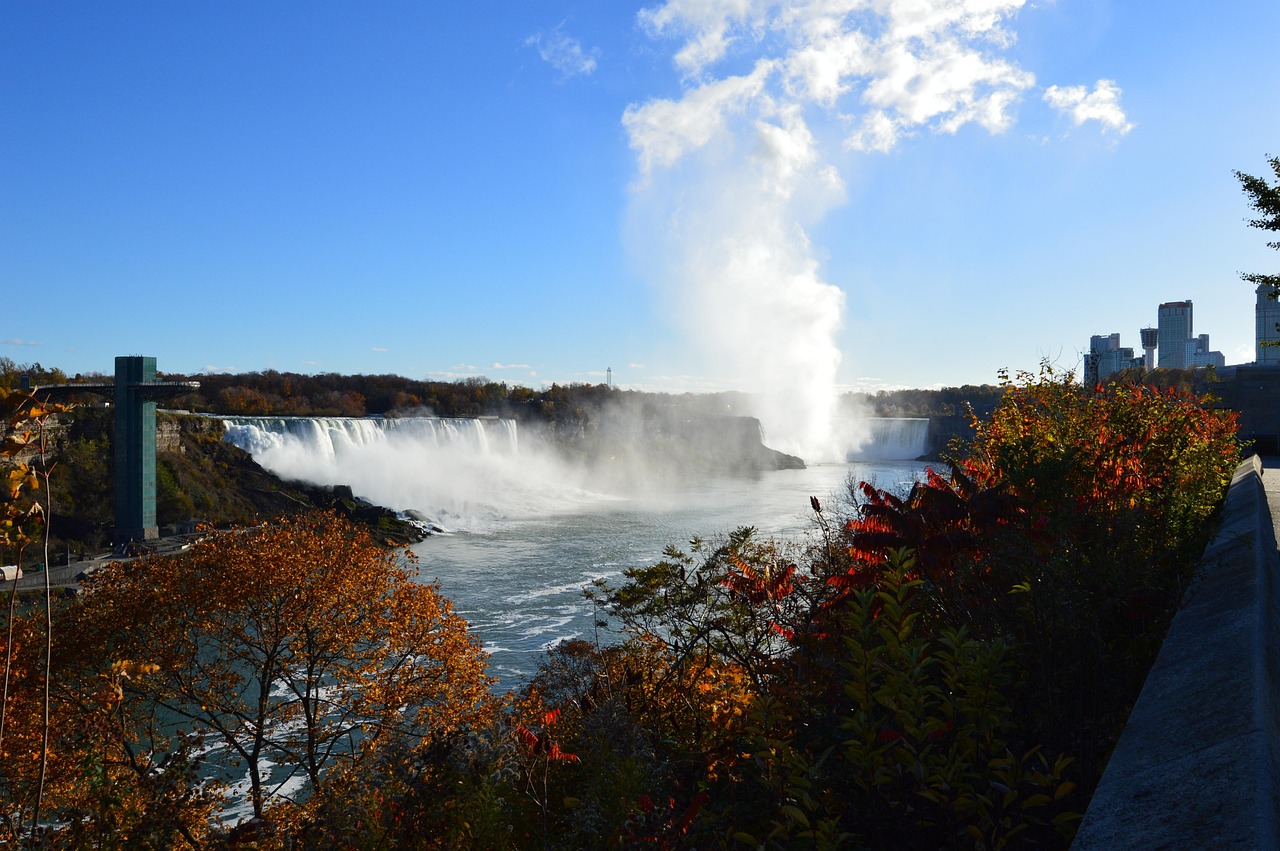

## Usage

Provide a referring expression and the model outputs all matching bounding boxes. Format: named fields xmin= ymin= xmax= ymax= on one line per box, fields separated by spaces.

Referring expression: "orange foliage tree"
xmin=67 ymin=513 xmax=493 ymax=824
xmin=0 ymin=387 xmax=72 ymax=843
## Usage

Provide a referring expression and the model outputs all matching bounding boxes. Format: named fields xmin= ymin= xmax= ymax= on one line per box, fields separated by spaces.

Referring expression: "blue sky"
xmin=4 ymin=1 xmax=1279 ymax=400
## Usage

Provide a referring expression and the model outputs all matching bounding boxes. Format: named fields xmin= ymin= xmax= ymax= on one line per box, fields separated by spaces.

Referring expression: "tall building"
xmin=1256 ymin=284 xmax=1280 ymax=364
xmin=1187 ymin=334 xmax=1225 ymax=369
xmin=1157 ymin=301 xmax=1193 ymax=370
xmin=1085 ymin=333 xmax=1138 ymax=385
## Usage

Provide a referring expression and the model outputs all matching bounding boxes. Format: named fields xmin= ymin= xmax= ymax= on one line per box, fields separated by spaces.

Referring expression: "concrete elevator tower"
xmin=31 ymin=356 xmax=198 ymax=545
xmin=112 ymin=356 xmax=197 ymax=543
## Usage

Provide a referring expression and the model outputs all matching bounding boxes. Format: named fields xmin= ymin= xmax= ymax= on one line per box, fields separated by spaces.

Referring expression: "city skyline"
xmin=3 ymin=2 xmax=1280 ymax=396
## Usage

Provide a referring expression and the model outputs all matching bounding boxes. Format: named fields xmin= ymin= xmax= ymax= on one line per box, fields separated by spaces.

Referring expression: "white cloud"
xmin=1043 ymin=79 xmax=1134 ymax=135
xmin=638 ymin=0 xmax=768 ymax=77
xmin=623 ymin=62 xmax=773 ymax=173
xmin=371 ymin=347 xmax=388 ymax=352
xmin=1 ymin=338 xmax=43 ymax=346
xmin=201 ymin=365 xmax=236 ymax=374
xmin=526 ymin=26 xmax=599 ymax=79
xmin=628 ymin=362 xmax=646 ymax=369
xmin=629 ymin=0 xmax=1124 ymax=159
xmin=846 ymin=109 xmax=899 ymax=152
xmin=489 ymin=362 xmax=532 ymax=369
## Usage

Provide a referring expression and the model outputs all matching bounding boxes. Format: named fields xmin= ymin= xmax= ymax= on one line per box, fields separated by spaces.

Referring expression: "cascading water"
xmin=842 ymin=418 xmax=930 ymax=461
xmin=221 ymin=416 xmax=586 ymax=531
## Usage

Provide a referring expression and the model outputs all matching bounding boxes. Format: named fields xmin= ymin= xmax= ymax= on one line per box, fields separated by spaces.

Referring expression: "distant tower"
xmin=1257 ymin=284 xmax=1280 ymax=364
xmin=1157 ymin=301 xmax=1193 ymax=370
xmin=1140 ymin=327 xmax=1158 ymax=372
xmin=606 ymin=367 xmax=612 ymax=389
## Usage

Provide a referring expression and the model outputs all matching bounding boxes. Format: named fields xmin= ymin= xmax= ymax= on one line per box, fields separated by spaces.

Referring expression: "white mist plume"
xmin=625 ymin=0 xmax=1128 ymax=460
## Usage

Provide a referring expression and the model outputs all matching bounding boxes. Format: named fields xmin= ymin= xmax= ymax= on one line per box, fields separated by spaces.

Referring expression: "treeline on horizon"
xmin=3 ymin=357 xmax=1008 ymax=422
xmin=1 ymin=356 xmax=1217 ymax=427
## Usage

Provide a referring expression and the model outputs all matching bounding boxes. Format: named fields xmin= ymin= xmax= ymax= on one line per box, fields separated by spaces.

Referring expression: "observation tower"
xmin=31 ymin=356 xmax=198 ymax=545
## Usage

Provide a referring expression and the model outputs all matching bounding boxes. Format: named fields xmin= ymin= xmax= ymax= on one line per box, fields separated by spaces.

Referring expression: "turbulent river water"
xmin=413 ymin=460 xmax=928 ymax=689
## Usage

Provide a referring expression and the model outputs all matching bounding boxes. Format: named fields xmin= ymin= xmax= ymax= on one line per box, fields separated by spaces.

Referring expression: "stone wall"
xmin=1073 ymin=455 xmax=1280 ymax=849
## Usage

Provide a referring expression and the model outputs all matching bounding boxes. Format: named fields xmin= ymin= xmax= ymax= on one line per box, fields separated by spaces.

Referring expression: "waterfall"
xmin=219 ymin=415 xmax=581 ymax=532
xmin=844 ymin=418 xmax=930 ymax=461
xmin=223 ymin=416 xmax=519 ymax=460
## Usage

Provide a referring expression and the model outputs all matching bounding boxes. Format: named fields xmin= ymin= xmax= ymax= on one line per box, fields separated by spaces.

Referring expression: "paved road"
xmin=8 ymin=534 xmax=200 ymax=594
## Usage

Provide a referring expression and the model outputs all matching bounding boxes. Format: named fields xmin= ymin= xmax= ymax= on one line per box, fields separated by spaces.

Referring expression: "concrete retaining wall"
xmin=1073 ymin=455 xmax=1280 ymax=849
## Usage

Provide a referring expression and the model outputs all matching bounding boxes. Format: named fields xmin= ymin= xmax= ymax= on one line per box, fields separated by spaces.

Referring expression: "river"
xmin=409 ymin=460 xmax=930 ymax=690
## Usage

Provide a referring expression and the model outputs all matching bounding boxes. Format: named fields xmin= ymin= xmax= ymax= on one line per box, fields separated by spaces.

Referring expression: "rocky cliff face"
xmin=531 ymin=410 xmax=804 ymax=489
xmin=158 ymin=411 xmax=222 ymax=452
xmin=660 ymin=415 xmax=804 ymax=472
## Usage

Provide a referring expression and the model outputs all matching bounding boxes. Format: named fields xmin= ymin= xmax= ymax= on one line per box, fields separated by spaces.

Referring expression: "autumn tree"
xmin=0 ymin=387 xmax=74 ymax=842
xmin=68 ymin=512 xmax=493 ymax=825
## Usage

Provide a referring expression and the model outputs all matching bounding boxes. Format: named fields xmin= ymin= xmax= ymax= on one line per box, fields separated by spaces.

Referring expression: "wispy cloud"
xmin=489 ymin=362 xmax=532 ymax=370
xmin=371 ymin=346 xmax=388 ymax=353
xmin=427 ymin=370 xmax=484 ymax=380
xmin=527 ymin=25 xmax=599 ymax=79
xmin=426 ymin=364 xmax=487 ymax=380
xmin=201 ymin=364 xmax=236 ymax=374
xmin=1 ymin=338 xmax=43 ymax=346
xmin=1043 ymin=79 xmax=1134 ymax=135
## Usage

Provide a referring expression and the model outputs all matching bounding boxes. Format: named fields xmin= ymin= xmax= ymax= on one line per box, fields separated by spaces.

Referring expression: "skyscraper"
xmin=1256 ymin=284 xmax=1280 ymax=364
xmin=1157 ymin=301 xmax=1193 ymax=370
